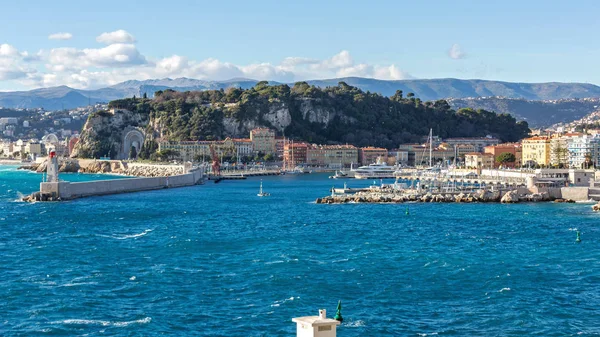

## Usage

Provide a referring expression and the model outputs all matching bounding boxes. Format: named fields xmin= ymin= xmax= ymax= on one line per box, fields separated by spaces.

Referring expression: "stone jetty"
xmin=316 ymin=189 xmax=565 ymax=204
xmin=20 ymin=159 xmax=182 ymax=177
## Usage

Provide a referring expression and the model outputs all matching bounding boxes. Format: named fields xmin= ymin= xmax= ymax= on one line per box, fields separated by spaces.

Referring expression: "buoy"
xmin=334 ymin=300 xmax=343 ymax=323
xmin=576 ymin=231 xmax=581 ymax=243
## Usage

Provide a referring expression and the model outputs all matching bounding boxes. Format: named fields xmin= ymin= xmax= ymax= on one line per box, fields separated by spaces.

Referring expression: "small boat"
xmin=257 ymin=180 xmax=270 ymax=197
xmin=329 ymin=170 xmax=348 ymax=179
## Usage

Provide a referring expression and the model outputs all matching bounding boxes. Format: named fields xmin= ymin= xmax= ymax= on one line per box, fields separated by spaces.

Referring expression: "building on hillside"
xmin=387 ymin=149 xmax=409 ymax=166
xmin=26 ymin=142 xmax=43 ymax=157
xmin=444 ymin=137 xmax=500 ymax=152
xmin=465 ymin=152 xmax=495 ymax=170
xmin=550 ymin=132 xmax=582 ymax=167
xmin=484 ymin=143 xmax=522 ymax=168
xmin=283 ymin=142 xmax=308 ymax=167
xmin=306 ymin=144 xmax=358 ymax=169
xmin=250 ymin=128 xmax=276 ymax=154
xmin=568 ymin=134 xmax=600 ymax=169
xmin=275 ymin=136 xmax=286 ymax=159
xmin=359 ymin=147 xmax=388 ymax=165
xmin=522 ymin=136 xmax=551 ymax=167
xmin=158 ymin=137 xmax=254 ymax=162
xmin=2 ymin=142 xmax=13 ymax=157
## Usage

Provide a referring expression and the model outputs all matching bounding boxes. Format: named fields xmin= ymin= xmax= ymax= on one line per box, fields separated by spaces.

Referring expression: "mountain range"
xmin=3 ymin=77 xmax=600 ymax=112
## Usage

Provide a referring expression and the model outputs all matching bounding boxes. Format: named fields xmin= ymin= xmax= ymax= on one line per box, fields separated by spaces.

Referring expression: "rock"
xmin=501 ymin=190 xmax=520 ymax=203
xmin=593 ymin=202 xmax=600 ymax=211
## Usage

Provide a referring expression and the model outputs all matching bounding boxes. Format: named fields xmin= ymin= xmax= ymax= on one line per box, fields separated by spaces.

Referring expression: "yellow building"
xmin=522 ymin=136 xmax=551 ymax=167
xmin=464 ymin=152 xmax=494 ymax=169
xmin=250 ymin=128 xmax=276 ymax=154
xmin=306 ymin=144 xmax=358 ymax=168
xmin=159 ymin=138 xmax=253 ymax=162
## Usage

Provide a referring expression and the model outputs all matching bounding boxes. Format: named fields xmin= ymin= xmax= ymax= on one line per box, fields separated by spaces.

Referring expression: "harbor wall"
xmin=560 ymin=187 xmax=589 ymax=201
xmin=532 ymin=186 xmax=590 ymax=201
xmin=40 ymin=168 xmax=204 ymax=200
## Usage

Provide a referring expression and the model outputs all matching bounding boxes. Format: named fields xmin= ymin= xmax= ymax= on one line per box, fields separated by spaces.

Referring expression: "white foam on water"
xmin=499 ymin=287 xmax=511 ymax=292
xmin=52 ymin=317 xmax=151 ymax=327
xmin=345 ymin=320 xmax=366 ymax=328
xmin=271 ymin=296 xmax=298 ymax=307
xmin=59 ymin=282 xmax=98 ymax=287
xmin=99 ymin=229 xmax=153 ymax=240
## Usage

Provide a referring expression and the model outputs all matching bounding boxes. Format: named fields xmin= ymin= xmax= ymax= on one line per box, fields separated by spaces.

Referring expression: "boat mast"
xmin=429 ymin=128 xmax=433 ymax=168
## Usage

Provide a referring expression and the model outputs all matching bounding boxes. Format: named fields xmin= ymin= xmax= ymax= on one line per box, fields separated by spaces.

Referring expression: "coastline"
xmin=0 ymin=160 xmax=26 ymax=165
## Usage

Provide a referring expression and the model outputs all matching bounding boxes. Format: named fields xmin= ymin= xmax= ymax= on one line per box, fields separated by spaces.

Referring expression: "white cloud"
xmin=96 ymin=29 xmax=136 ymax=44
xmin=0 ymin=44 xmax=19 ymax=57
xmin=0 ymin=34 xmax=415 ymax=89
xmin=0 ymin=44 xmax=37 ymax=81
xmin=47 ymin=43 xmax=146 ymax=71
xmin=48 ymin=32 xmax=73 ymax=40
xmin=448 ymin=43 xmax=466 ymax=60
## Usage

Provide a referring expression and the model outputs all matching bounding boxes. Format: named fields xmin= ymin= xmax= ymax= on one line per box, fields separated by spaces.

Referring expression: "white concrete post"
xmin=292 ymin=309 xmax=340 ymax=337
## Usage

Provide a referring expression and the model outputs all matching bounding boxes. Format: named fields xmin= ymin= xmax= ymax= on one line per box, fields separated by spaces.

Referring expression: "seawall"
xmin=29 ymin=168 xmax=204 ymax=201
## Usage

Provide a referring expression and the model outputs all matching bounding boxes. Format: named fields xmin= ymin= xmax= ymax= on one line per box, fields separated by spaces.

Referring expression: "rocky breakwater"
xmin=316 ymin=189 xmax=561 ymax=204
xmin=20 ymin=159 xmax=183 ymax=177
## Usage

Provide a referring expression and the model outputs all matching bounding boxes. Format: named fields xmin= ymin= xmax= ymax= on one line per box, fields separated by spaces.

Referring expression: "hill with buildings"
xmin=71 ymin=81 xmax=530 ymax=159
xmin=447 ymin=97 xmax=600 ymax=127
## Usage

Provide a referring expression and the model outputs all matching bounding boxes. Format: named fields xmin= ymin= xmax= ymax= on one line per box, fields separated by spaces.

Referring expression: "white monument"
xmin=292 ymin=309 xmax=340 ymax=337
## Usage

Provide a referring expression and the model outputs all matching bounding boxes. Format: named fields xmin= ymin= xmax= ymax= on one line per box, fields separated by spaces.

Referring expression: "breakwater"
xmin=23 ymin=167 xmax=204 ymax=202
xmin=316 ymin=188 xmax=578 ymax=204
xmin=20 ymin=159 xmax=183 ymax=177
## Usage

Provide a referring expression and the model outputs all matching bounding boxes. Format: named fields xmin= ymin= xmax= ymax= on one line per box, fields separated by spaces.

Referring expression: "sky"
xmin=1 ymin=0 xmax=600 ymax=91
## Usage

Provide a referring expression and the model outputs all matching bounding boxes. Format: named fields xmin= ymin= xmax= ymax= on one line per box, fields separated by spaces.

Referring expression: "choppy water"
xmin=1 ymin=165 xmax=600 ymax=336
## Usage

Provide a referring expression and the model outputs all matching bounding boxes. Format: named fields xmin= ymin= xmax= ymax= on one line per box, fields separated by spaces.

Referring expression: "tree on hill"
xmin=496 ymin=152 xmax=516 ymax=164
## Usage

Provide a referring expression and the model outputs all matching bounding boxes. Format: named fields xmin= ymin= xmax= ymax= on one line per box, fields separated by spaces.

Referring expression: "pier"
xmin=23 ymin=153 xmax=205 ymax=202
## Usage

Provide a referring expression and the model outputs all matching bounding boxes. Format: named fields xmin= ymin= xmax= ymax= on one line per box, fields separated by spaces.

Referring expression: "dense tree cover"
xmin=496 ymin=152 xmax=516 ymax=164
xmin=95 ymin=82 xmax=530 ymax=156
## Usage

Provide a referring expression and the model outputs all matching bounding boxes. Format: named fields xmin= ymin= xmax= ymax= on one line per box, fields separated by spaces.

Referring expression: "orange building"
xmin=359 ymin=147 xmax=388 ymax=165
xmin=484 ymin=143 xmax=522 ymax=168
xmin=283 ymin=142 xmax=308 ymax=167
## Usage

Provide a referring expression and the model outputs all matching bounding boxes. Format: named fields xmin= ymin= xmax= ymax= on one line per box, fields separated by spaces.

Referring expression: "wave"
xmin=499 ymin=287 xmax=511 ymax=292
xmin=271 ymin=296 xmax=298 ymax=307
xmin=98 ymin=229 xmax=153 ymax=240
xmin=58 ymin=282 xmax=98 ymax=287
xmin=344 ymin=320 xmax=366 ymax=328
xmin=51 ymin=317 xmax=151 ymax=327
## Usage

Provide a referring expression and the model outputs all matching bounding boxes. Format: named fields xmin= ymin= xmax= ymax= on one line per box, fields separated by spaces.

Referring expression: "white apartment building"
xmin=568 ymin=134 xmax=600 ymax=168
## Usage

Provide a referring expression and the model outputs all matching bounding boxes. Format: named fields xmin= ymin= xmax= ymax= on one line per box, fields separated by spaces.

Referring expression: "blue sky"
xmin=0 ymin=0 xmax=599 ymax=90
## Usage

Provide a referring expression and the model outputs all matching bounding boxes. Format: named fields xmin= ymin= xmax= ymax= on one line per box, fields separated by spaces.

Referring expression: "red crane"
xmin=209 ymin=144 xmax=221 ymax=176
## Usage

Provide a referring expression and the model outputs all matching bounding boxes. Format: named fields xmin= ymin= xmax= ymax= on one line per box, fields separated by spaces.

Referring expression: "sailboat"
xmin=257 ymin=180 xmax=270 ymax=197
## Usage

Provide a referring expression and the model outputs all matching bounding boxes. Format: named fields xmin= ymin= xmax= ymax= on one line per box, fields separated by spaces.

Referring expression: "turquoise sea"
xmin=1 ymin=165 xmax=600 ymax=336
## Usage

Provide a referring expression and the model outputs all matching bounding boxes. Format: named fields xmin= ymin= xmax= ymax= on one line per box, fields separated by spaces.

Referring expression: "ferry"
xmin=352 ymin=158 xmax=399 ymax=179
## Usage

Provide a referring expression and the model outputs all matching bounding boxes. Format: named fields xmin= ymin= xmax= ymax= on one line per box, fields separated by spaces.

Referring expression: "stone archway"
xmin=122 ymin=129 xmax=144 ymax=159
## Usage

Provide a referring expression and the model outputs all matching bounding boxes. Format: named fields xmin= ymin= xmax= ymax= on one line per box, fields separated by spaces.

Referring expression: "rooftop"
xmin=292 ymin=316 xmax=341 ymax=327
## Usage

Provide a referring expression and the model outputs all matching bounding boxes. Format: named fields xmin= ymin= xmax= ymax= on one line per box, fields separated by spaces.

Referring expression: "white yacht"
xmin=352 ymin=158 xmax=399 ymax=179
